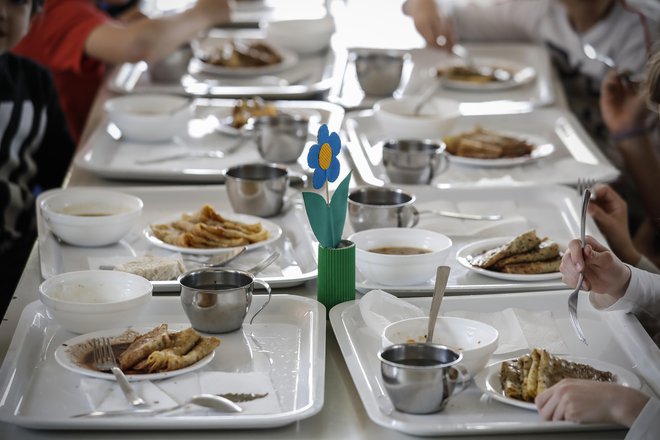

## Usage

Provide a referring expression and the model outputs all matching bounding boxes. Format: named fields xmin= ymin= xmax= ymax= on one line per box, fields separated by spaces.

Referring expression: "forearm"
xmin=616 ymin=133 xmax=660 ymax=231
xmin=86 ymin=6 xmax=220 ymax=64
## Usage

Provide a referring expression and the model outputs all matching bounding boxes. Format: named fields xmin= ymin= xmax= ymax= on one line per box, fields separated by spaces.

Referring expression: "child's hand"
xmin=600 ymin=70 xmax=648 ymax=136
xmin=195 ymin=0 xmax=231 ymax=24
xmin=402 ymin=0 xmax=453 ymax=48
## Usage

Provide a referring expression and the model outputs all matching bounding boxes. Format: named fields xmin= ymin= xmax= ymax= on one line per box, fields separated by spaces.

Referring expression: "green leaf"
xmin=329 ymin=172 xmax=351 ymax=247
xmin=302 ymin=191 xmax=333 ymax=248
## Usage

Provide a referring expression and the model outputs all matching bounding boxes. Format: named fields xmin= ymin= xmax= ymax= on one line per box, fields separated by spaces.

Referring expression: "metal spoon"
xmin=71 ymin=393 xmax=243 ymax=418
xmin=426 ymin=266 xmax=451 ymax=344
xmin=412 ymin=80 xmax=442 ymax=116
xmin=583 ymin=43 xmax=616 ymax=70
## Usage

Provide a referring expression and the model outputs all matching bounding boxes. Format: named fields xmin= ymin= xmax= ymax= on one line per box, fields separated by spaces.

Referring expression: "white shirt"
xmin=445 ymin=0 xmax=657 ymax=81
xmin=627 ymin=397 xmax=660 ymax=440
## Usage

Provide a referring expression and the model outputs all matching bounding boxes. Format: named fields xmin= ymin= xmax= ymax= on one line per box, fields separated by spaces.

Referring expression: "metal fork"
xmin=576 ymin=177 xmax=596 ymax=196
xmin=567 ymin=188 xmax=591 ymax=345
xmin=93 ymin=338 xmax=147 ymax=407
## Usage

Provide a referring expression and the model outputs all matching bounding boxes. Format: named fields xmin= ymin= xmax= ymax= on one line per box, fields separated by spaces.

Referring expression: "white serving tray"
xmin=329 ymin=43 xmax=555 ymax=111
xmin=344 ymin=184 xmax=605 ymax=296
xmin=345 ymin=107 xmax=619 ymax=188
xmin=36 ymin=185 xmax=318 ymax=292
xmin=74 ymin=98 xmax=344 ymax=183
xmin=0 ymin=295 xmax=325 ymax=430
xmin=330 ymin=291 xmax=658 ymax=436
xmin=106 ymin=28 xmax=341 ymax=100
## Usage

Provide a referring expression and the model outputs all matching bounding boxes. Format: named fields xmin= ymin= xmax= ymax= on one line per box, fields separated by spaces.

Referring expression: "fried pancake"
xmin=500 ymin=257 xmax=561 ymax=274
xmin=500 ymin=360 xmax=523 ymax=400
xmin=493 ymin=240 xmax=559 ymax=268
xmin=118 ymin=324 xmax=171 ymax=370
xmin=468 ymin=230 xmax=543 ymax=268
xmin=522 ymin=348 xmax=541 ymax=401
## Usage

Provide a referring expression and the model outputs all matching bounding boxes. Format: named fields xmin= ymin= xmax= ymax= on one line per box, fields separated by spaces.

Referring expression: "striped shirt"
xmin=0 ymin=53 xmax=74 ymax=257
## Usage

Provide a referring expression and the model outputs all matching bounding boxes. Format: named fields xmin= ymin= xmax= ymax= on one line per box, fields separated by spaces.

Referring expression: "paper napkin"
xmin=359 ymin=290 xmax=425 ymax=336
xmin=445 ymin=308 xmax=568 ymax=356
xmin=416 ymin=200 xmax=529 ymax=238
xmin=79 ymin=371 xmax=281 ymax=415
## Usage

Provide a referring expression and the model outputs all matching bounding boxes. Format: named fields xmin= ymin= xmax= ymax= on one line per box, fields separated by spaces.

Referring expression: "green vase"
xmin=317 ymin=239 xmax=356 ymax=313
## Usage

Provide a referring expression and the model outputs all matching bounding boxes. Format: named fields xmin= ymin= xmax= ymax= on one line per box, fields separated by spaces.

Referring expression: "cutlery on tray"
xmin=92 ymin=338 xmax=147 ymax=408
xmin=419 ymin=209 xmax=503 ymax=221
xmin=72 ymin=393 xmax=243 ymax=418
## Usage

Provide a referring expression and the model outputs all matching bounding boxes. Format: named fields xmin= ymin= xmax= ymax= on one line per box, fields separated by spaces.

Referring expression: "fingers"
xmin=566 ymin=239 xmax=585 ymax=271
xmin=584 ymin=235 xmax=608 ymax=252
xmin=536 ymin=387 xmax=564 ymax=421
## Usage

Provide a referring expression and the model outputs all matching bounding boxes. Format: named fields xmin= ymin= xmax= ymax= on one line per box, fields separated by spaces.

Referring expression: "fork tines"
xmin=576 ymin=178 xmax=596 ymax=196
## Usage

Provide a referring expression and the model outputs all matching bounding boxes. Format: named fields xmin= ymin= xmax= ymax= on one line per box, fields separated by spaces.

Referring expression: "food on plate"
xmin=369 ymin=246 xmax=432 ymax=255
xmin=116 ymin=324 xmax=220 ymax=373
xmin=150 ymin=204 xmax=269 ymax=249
xmin=467 ymin=230 xmax=561 ymax=274
xmin=435 ymin=65 xmax=511 ymax=83
xmin=500 ymin=348 xmax=615 ymax=402
xmin=443 ymin=126 xmax=535 ymax=159
xmin=113 ymin=254 xmax=185 ymax=281
xmin=199 ymin=40 xmax=282 ymax=68
xmin=230 ymin=97 xmax=278 ymax=128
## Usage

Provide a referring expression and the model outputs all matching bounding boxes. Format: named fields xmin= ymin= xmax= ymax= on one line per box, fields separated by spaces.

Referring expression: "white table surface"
xmin=0 ymin=0 xmax=628 ymax=437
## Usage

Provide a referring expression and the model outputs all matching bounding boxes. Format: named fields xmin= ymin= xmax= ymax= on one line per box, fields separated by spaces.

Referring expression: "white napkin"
xmin=416 ymin=200 xmax=528 ymax=238
xmin=445 ymin=308 xmax=568 ymax=356
xmin=79 ymin=371 xmax=280 ymax=415
xmin=359 ymin=290 xmax=425 ymax=336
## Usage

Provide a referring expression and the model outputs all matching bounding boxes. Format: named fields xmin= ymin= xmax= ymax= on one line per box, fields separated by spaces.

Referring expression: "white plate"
xmin=456 ymin=237 xmax=563 ymax=282
xmin=194 ymin=39 xmax=299 ymax=77
xmin=447 ymin=133 xmax=555 ymax=168
xmin=474 ymin=356 xmax=643 ymax=411
xmin=144 ymin=212 xmax=283 ymax=255
xmin=53 ymin=325 xmax=214 ymax=381
xmin=436 ymin=57 xmax=536 ymax=91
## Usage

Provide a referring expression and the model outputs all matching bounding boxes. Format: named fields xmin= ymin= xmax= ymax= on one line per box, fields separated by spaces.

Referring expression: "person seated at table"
xmin=536 ymin=235 xmax=660 ymax=437
xmin=401 ymin=0 xmax=658 ymax=167
xmin=598 ymin=47 xmax=660 ymax=269
xmin=11 ymin=0 xmax=232 ymax=143
xmin=0 ymin=0 xmax=75 ymax=317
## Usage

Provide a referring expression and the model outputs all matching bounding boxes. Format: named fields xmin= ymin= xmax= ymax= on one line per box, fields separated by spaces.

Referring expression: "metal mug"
xmin=251 ymin=113 xmax=310 ymax=163
xmin=351 ymin=50 xmax=409 ymax=96
xmin=224 ymin=163 xmax=289 ymax=218
xmin=378 ymin=343 xmax=469 ymax=414
xmin=348 ymin=187 xmax=419 ymax=232
xmin=380 ymin=139 xmax=448 ymax=185
xmin=179 ymin=268 xmax=271 ymax=333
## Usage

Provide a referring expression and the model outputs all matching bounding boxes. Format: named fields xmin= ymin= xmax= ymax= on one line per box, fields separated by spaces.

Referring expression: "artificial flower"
xmin=307 ymin=124 xmax=341 ymax=190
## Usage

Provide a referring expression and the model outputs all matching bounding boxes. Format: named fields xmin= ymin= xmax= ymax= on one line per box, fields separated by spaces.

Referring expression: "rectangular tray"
xmin=345 ymin=107 xmax=619 ymax=187
xmin=36 ymin=185 xmax=318 ymax=292
xmin=330 ymin=291 xmax=658 ymax=436
xmin=328 ymin=42 xmax=556 ymax=111
xmin=74 ymin=98 xmax=345 ymax=183
xmin=107 ymin=28 xmax=343 ymax=100
xmin=345 ymin=184 xmax=606 ymax=296
xmin=0 ymin=295 xmax=325 ymax=430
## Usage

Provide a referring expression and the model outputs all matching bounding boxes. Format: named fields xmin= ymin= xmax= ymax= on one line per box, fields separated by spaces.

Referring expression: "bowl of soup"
xmin=39 ymin=188 xmax=143 ymax=247
xmin=348 ymin=227 xmax=452 ymax=286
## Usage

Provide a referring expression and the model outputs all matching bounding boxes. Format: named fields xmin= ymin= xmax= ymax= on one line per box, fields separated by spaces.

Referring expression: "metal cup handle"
xmin=408 ymin=205 xmax=420 ymax=228
xmin=448 ymin=364 xmax=470 ymax=396
xmin=249 ymin=279 xmax=272 ymax=325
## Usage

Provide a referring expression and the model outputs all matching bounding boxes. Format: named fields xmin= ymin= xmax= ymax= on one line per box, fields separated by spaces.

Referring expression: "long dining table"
xmin=0 ymin=0 xmax=654 ymax=438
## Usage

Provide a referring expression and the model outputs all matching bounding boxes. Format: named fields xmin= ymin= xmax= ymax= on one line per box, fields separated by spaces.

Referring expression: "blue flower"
xmin=307 ymin=124 xmax=341 ymax=189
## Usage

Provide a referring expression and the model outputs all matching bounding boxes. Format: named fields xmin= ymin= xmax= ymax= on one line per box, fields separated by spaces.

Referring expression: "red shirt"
xmin=13 ymin=0 xmax=110 ymax=143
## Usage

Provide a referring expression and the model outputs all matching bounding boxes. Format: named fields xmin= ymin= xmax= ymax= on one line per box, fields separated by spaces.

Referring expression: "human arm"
xmin=586 ymin=184 xmax=641 ymax=265
xmin=535 ymin=379 xmax=650 ymax=427
xmin=85 ymin=0 xmax=231 ymax=64
xmin=401 ymin=0 xmax=452 ymax=48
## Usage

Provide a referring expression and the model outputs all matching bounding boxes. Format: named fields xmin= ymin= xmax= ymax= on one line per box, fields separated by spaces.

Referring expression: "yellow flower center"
xmin=319 ymin=143 xmax=332 ymax=170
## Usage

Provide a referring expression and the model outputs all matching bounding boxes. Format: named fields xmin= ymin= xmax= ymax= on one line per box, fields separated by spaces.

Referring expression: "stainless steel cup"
xmin=149 ymin=44 xmax=193 ymax=83
xmin=224 ymin=163 xmax=289 ymax=218
xmin=380 ymin=139 xmax=448 ymax=184
xmin=348 ymin=187 xmax=419 ymax=232
xmin=251 ymin=113 xmax=309 ymax=163
xmin=378 ymin=343 xmax=468 ymax=414
xmin=179 ymin=268 xmax=271 ymax=333
xmin=351 ymin=50 xmax=409 ymax=96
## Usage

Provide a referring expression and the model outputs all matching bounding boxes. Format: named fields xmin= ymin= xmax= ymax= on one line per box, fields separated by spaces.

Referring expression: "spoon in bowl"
xmin=426 ymin=266 xmax=451 ymax=344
